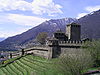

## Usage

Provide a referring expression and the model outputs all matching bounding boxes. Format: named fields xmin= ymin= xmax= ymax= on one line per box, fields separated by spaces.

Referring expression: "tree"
xmin=83 ymin=40 xmax=100 ymax=66
xmin=55 ymin=49 xmax=93 ymax=75
xmin=36 ymin=32 xmax=48 ymax=45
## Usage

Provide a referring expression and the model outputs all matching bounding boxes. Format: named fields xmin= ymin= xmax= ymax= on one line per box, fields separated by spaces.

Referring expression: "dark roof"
xmin=49 ymin=37 xmax=58 ymax=41
xmin=54 ymin=30 xmax=65 ymax=34
xmin=67 ymin=23 xmax=80 ymax=26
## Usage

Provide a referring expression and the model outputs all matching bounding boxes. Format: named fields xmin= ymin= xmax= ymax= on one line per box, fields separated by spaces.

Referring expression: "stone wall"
xmin=8 ymin=46 xmax=51 ymax=59
xmin=7 ymin=40 xmax=83 ymax=59
xmin=48 ymin=40 xmax=83 ymax=58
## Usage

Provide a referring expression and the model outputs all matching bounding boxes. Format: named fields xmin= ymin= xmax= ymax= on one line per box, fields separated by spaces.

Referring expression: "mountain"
xmin=0 ymin=18 xmax=76 ymax=50
xmin=0 ymin=38 xmax=5 ymax=42
xmin=0 ymin=9 xmax=100 ymax=50
xmin=77 ymin=10 xmax=100 ymax=39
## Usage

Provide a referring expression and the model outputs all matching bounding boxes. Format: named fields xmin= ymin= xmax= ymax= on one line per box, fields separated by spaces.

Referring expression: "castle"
xmin=6 ymin=23 xmax=84 ymax=59
xmin=46 ymin=22 xmax=82 ymax=58
xmin=49 ymin=22 xmax=81 ymax=43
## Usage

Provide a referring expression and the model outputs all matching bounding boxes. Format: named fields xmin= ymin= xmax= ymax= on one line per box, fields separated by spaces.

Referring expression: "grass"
xmin=0 ymin=54 xmax=98 ymax=75
xmin=0 ymin=54 xmax=60 ymax=75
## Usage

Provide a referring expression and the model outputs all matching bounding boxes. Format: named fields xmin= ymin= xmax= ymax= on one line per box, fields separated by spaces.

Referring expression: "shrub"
xmin=83 ymin=40 xmax=100 ymax=67
xmin=55 ymin=49 xmax=93 ymax=75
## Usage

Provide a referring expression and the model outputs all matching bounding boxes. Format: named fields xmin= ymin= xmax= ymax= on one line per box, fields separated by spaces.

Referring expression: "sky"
xmin=0 ymin=0 xmax=100 ymax=38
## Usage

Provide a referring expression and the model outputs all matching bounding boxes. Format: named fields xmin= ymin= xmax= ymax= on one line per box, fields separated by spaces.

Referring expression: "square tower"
xmin=66 ymin=23 xmax=81 ymax=41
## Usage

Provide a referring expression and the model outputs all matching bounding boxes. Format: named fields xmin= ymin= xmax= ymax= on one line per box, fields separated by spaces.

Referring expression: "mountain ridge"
xmin=0 ymin=9 xmax=100 ymax=50
xmin=77 ymin=9 xmax=100 ymax=39
xmin=0 ymin=38 xmax=5 ymax=42
xmin=0 ymin=18 xmax=76 ymax=50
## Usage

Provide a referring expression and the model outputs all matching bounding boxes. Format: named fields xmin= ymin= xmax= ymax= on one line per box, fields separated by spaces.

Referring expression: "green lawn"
xmin=0 ymin=55 xmax=61 ymax=75
xmin=0 ymin=54 xmax=98 ymax=75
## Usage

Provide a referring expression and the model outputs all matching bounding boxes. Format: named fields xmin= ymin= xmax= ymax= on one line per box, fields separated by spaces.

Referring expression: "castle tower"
xmin=66 ymin=23 xmax=81 ymax=41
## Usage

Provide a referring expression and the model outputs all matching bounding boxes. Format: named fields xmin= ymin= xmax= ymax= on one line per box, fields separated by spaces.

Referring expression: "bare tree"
xmin=83 ymin=40 xmax=100 ymax=66
xmin=55 ymin=49 xmax=93 ymax=75
xmin=36 ymin=32 xmax=48 ymax=45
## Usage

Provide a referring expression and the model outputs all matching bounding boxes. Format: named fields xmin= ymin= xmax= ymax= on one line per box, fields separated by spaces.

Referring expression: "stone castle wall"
xmin=7 ymin=40 xmax=83 ymax=59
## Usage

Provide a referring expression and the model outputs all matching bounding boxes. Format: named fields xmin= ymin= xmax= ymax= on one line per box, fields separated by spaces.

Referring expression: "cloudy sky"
xmin=0 ymin=0 xmax=100 ymax=38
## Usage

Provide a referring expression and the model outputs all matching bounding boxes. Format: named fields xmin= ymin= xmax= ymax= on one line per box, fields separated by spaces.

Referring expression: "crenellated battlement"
xmin=48 ymin=40 xmax=85 ymax=46
xmin=58 ymin=40 xmax=84 ymax=44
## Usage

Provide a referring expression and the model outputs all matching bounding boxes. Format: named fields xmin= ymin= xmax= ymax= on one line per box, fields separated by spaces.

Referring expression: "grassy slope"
xmin=0 ymin=54 xmax=98 ymax=75
xmin=0 ymin=55 xmax=60 ymax=75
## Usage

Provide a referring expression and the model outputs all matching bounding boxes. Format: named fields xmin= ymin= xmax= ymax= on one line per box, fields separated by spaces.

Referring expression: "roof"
xmin=67 ymin=23 xmax=80 ymax=26
xmin=49 ymin=37 xmax=58 ymax=41
xmin=54 ymin=30 xmax=65 ymax=34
